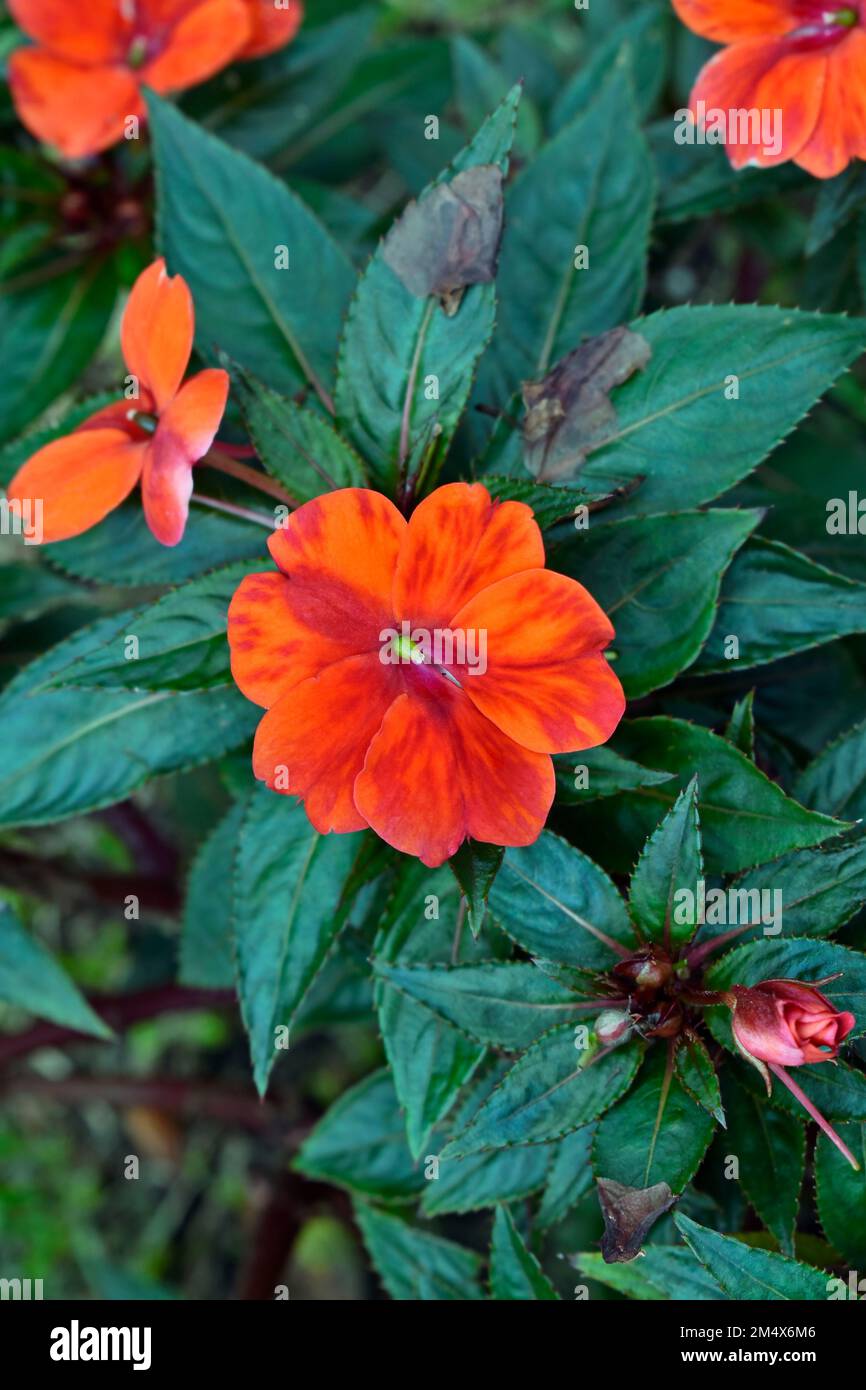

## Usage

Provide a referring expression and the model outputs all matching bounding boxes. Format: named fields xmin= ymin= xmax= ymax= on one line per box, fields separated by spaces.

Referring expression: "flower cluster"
xmin=9 ymin=0 xmax=304 ymax=158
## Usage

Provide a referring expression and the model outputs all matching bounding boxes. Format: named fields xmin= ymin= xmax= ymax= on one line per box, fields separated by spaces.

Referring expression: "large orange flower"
xmin=8 ymin=0 xmax=304 ymax=159
xmin=228 ymin=484 xmax=625 ymax=867
xmin=673 ymin=0 xmax=866 ymax=177
xmin=6 ymin=258 xmax=228 ymax=546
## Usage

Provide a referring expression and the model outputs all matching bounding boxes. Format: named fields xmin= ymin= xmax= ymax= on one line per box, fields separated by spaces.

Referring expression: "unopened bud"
xmin=595 ymin=1009 xmax=632 ymax=1046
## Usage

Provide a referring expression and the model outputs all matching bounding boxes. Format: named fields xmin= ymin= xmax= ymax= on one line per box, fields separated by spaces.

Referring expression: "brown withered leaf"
xmin=597 ymin=1178 xmax=675 ymax=1263
xmin=522 ymin=326 xmax=651 ymax=481
xmin=382 ymin=165 xmax=504 ymax=316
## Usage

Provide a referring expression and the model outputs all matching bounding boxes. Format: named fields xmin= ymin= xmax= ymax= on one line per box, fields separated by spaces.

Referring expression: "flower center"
xmin=128 ymin=409 xmax=158 ymax=434
xmin=127 ymin=35 xmax=150 ymax=69
xmin=825 ymin=6 xmax=858 ymax=24
xmin=394 ymin=633 xmax=426 ymax=666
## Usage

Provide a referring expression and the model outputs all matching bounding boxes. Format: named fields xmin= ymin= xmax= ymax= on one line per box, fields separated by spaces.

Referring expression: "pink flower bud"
xmin=730 ymin=978 xmax=854 ymax=1067
xmin=595 ymin=1009 xmax=632 ymax=1046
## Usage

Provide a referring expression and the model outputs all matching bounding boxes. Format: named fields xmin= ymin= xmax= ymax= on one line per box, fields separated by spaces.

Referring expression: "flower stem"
xmin=769 ymin=1063 xmax=860 ymax=1170
xmin=201 ymin=450 xmax=298 ymax=506
xmin=190 ymin=492 xmax=275 ymax=529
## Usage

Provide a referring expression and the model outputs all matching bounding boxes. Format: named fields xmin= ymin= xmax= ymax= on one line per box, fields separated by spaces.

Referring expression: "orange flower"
xmin=8 ymin=0 xmax=304 ymax=159
xmin=6 ymin=258 xmax=228 ymax=546
xmin=228 ymin=484 xmax=625 ymax=867
xmin=672 ymin=0 xmax=866 ymax=177
xmin=240 ymin=0 xmax=304 ymax=59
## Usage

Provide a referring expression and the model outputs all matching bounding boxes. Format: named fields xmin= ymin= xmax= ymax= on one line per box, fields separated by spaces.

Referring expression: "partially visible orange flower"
xmin=8 ymin=0 xmax=304 ymax=159
xmin=6 ymin=258 xmax=228 ymax=547
xmin=672 ymin=0 xmax=866 ymax=178
xmin=228 ymin=483 xmax=625 ymax=867
xmin=240 ymin=0 xmax=304 ymax=59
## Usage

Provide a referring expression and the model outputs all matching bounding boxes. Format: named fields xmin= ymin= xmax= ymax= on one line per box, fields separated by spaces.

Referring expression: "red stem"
xmin=769 ymin=1063 xmax=860 ymax=1171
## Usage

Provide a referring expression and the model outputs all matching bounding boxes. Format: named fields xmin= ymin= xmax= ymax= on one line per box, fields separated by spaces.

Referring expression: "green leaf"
xmin=650 ymin=122 xmax=806 ymax=225
xmin=676 ymin=1036 xmax=725 ymax=1127
xmin=815 ymin=1122 xmax=866 ymax=1266
xmin=551 ymin=8 xmax=670 ymax=129
xmin=576 ymin=306 xmax=866 ymax=516
xmin=629 ymin=778 xmax=703 ymax=948
xmin=607 ymin=717 xmax=845 ymax=874
xmin=796 ymin=720 xmax=866 ymax=820
xmin=233 ymin=789 xmax=362 ymax=1094
xmin=442 ymin=1029 xmax=643 ymax=1157
xmin=674 ymin=1214 xmax=831 ymax=1300
xmin=0 ymin=614 xmax=256 ymax=828
xmin=707 ymin=938 xmax=866 ymax=1037
xmin=41 ymin=501 xmax=266 ymax=586
xmin=0 ymin=258 xmax=116 ymax=442
xmin=725 ymin=691 xmax=755 ymax=758
xmin=353 ymin=1201 xmax=483 ymax=1300
xmin=0 ymin=903 xmax=111 ymax=1039
xmin=723 ymin=1076 xmax=804 ymax=1256
xmin=573 ymin=1246 xmax=724 ymax=1300
xmin=554 ymin=745 xmax=675 ymax=805
xmin=593 ymin=1047 xmax=715 ymax=1193
xmin=179 ymin=800 xmax=246 ymax=990
xmin=484 ymin=476 xmax=612 ymax=530
xmin=49 ymin=562 xmax=259 ymax=692
xmin=196 ymin=9 xmax=378 ymax=160
xmin=762 ymin=1062 xmax=866 ymax=1124
xmin=371 ymin=960 xmax=588 ymax=1052
xmin=537 ymin=1125 xmax=596 ymax=1228
xmin=295 ymin=1071 xmax=424 ymax=1202
xmin=334 ymin=85 xmax=520 ymax=485
xmin=0 ymin=562 xmax=80 ymax=635
xmin=148 ymin=91 xmax=354 ymax=408
xmin=451 ymin=37 xmax=541 ymax=159
xmin=489 ymin=1205 xmax=559 ymax=1300
xmin=558 ymin=510 xmax=759 ymax=698
xmin=807 ymin=165 xmax=866 ymax=256
xmin=422 ymin=1141 xmax=551 ymax=1218
xmin=488 ymin=831 xmax=636 ymax=972
xmin=477 ymin=69 xmax=653 ymax=421
xmin=374 ymin=862 xmax=485 ymax=1158
xmin=235 ymin=373 xmax=366 ymax=501
xmin=695 ymin=538 xmax=866 ymax=674
xmin=710 ymin=839 xmax=866 ymax=945
xmin=448 ymin=840 xmax=503 ymax=937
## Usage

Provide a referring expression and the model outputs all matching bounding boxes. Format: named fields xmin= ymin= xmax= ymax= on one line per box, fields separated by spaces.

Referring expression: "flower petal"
xmin=141 ymin=0 xmax=251 ymax=92
xmin=268 ymin=487 xmax=406 ymax=652
xmin=252 ymin=654 xmax=400 ymax=833
xmin=239 ymin=0 xmax=304 ymax=59
xmin=8 ymin=0 xmax=131 ymax=62
xmin=354 ymin=677 xmax=555 ymax=868
xmin=393 ymin=482 xmax=544 ymax=628
xmin=451 ymin=568 xmax=624 ymax=753
xmin=8 ymin=49 xmax=140 ymax=159
xmin=228 ymin=571 xmax=371 ymax=708
xmin=690 ymin=39 xmax=826 ymax=169
xmin=672 ymin=0 xmax=808 ymax=43
xmin=139 ymin=367 xmax=227 ymax=548
xmin=6 ymin=429 xmax=146 ymax=543
xmin=121 ymin=259 xmax=194 ymax=412
xmin=140 ymin=439 xmax=192 ymax=547
xmin=795 ymin=30 xmax=866 ymax=178
xmin=156 ymin=367 xmax=229 ymax=462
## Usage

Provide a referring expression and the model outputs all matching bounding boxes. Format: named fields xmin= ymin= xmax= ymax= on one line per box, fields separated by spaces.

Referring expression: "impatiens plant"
xmin=4 ymin=0 xmax=866 ymax=1306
